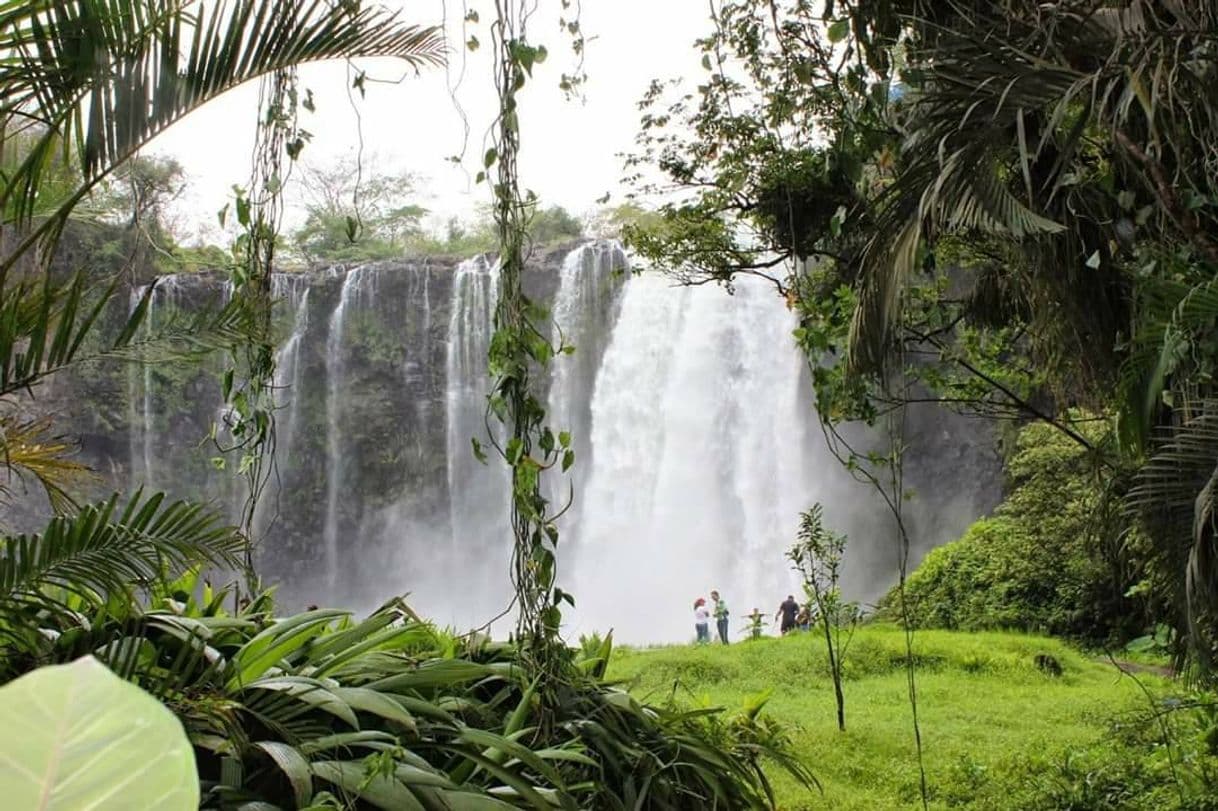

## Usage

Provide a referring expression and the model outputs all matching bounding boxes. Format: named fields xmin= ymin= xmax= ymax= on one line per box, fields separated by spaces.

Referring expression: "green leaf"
xmin=312 ymin=761 xmax=425 ymax=811
xmin=366 ymin=660 xmax=496 ymax=692
xmin=226 ymin=609 xmax=348 ymax=689
xmin=332 ymin=687 xmax=417 ymax=733
xmin=253 ymin=741 xmax=313 ymax=808
xmin=0 ymin=656 xmax=198 ymax=809
xmin=484 ymin=148 xmax=498 ymax=169
xmin=827 ymin=19 xmax=850 ymax=43
xmin=1085 ymin=250 xmax=1102 ymax=269
xmin=244 ymin=676 xmax=359 ymax=728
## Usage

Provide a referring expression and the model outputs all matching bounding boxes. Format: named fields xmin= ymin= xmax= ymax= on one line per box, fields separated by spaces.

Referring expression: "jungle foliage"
xmin=884 ymin=422 xmax=1144 ymax=643
xmin=0 ymin=561 xmax=813 ymax=810
xmin=286 ymin=157 xmax=586 ymax=265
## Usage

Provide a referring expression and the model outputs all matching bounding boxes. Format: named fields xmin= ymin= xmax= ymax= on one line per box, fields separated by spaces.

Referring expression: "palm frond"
xmin=847 ymin=33 xmax=1075 ymax=370
xmin=0 ymin=273 xmax=252 ymax=398
xmin=846 ymin=0 xmax=1215 ymax=372
xmin=1127 ymin=400 xmax=1218 ymax=666
xmin=0 ymin=0 xmax=445 ymax=265
xmin=1116 ymin=275 xmax=1218 ymax=454
xmin=0 ymin=489 xmax=247 ymax=611
xmin=0 ymin=414 xmax=92 ymax=513
xmin=94 ymin=282 xmax=254 ymax=364
xmin=0 ymin=270 xmax=122 ymax=396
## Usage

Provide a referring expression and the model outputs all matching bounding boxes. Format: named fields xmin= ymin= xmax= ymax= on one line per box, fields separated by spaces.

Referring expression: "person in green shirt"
xmin=710 ymin=589 xmax=730 ymax=644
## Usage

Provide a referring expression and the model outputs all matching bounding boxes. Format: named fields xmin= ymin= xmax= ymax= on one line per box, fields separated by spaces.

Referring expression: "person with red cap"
xmin=693 ymin=597 xmax=711 ymax=643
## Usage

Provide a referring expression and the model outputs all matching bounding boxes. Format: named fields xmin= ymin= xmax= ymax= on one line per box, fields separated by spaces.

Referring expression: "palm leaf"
xmin=846 ymin=0 xmax=1184 ymax=372
xmin=0 ymin=488 xmax=247 ymax=611
xmin=1127 ymin=400 xmax=1218 ymax=665
xmin=0 ymin=0 xmax=445 ymax=266
xmin=1117 ymin=276 xmax=1218 ymax=454
xmin=0 ymin=414 xmax=91 ymax=512
xmin=0 ymin=272 xmax=253 ymax=400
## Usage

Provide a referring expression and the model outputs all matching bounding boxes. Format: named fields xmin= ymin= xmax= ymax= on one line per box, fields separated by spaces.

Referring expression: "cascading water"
xmin=127 ymin=274 xmax=217 ymax=493
xmin=545 ymin=241 xmax=628 ymax=513
xmin=441 ymin=256 xmax=513 ymax=623
xmin=564 ymin=273 xmax=851 ymax=642
xmin=321 ymin=266 xmax=379 ymax=596
xmin=128 ymin=276 xmax=183 ymax=490
xmin=271 ymin=275 xmax=311 ymax=467
xmin=251 ymin=274 xmax=311 ymax=539
xmin=89 ymin=240 xmax=999 ymax=643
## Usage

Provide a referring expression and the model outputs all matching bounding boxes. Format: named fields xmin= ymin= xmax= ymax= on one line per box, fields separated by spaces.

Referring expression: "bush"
xmin=0 ymin=564 xmax=815 ymax=809
xmin=883 ymin=421 xmax=1141 ymax=642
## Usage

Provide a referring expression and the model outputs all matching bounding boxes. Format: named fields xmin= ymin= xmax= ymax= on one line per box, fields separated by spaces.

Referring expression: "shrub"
xmin=0 ymin=563 xmax=815 ymax=809
xmin=883 ymin=421 xmax=1141 ymax=642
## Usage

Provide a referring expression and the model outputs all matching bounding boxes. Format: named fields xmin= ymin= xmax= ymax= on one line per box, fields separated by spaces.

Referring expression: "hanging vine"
xmin=483 ymin=1 xmax=574 ymax=694
xmin=218 ymin=68 xmax=305 ymax=588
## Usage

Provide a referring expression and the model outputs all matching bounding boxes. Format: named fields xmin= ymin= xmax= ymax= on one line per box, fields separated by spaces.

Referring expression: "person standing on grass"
xmin=711 ymin=589 xmax=730 ymax=644
xmin=795 ymin=603 xmax=812 ymax=631
xmin=693 ymin=597 xmax=710 ymax=643
xmin=776 ymin=594 xmax=800 ymax=635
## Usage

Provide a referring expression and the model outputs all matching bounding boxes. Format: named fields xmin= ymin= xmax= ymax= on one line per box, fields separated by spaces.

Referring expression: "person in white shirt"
xmin=693 ymin=597 xmax=711 ymax=643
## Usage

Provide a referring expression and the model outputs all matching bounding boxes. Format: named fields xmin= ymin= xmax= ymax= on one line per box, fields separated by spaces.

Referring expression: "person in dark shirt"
xmin=776 ymin=595 xmax=800 ymax=635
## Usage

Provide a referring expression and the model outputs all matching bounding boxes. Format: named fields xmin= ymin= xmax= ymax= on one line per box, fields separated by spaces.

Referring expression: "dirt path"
xmin=1102 ymin=658 xmax=1176 ymax=679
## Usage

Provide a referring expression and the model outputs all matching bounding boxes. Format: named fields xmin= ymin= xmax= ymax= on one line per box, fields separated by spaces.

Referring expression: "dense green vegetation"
xmin=883 ymin=421 xmax=1143 ymax=644
xmin=611 ymin=628 xmax=1212 ymax=810
xmin=287 ymin=157 xmax=585 ymax=265
xmin=2 ymin=557 xmax=813 ymax=808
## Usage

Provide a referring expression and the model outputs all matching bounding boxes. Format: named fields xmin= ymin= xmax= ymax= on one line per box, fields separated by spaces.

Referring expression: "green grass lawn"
xmin=607 ymin=625 xmax=1192 ymax=810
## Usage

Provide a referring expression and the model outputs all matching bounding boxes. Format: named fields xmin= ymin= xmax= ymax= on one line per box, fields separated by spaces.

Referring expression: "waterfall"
xmin=444 ymin=255 xmax=504 ymax=551
xmin=127 ymin=285 xmax=149 ymax=492
xmin=250 ymin=274 xmax=311 ymax=540
xmin=127 ymin=275 xmax=188 ymax=492
xmin=321 ymin=266 xmax=377 ymax=598
xmin=84 ymin=240 xmax=998 ymax=642
xmin=567 ymin=274 xmax=830 ymax=643
xmin=271 ymin=275 xmax=311 ymax=470
xmin=442 ymin=256 xmax=514 ymax=623
xmin=545 ymin=242 xmax=628 ymax=515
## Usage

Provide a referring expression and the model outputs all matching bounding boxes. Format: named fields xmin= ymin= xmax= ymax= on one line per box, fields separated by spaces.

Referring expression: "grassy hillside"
xmin=607 ymin=625 xmax=1201 ymax=810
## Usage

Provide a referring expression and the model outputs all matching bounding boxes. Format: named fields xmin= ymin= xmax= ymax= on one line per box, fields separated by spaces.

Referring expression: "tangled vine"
xmin=483 ymin=1 xmax=578 ymax=695
xmin=219 ymin=68 xmax=303 ymax=587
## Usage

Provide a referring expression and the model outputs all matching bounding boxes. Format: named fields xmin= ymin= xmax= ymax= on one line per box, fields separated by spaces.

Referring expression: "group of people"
xmin=692 ymin=591 xmax=813 ymax=643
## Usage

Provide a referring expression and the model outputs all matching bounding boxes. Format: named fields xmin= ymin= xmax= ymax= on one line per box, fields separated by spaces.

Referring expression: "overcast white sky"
xmin=147 ymin=0 xmax=711 ymax=243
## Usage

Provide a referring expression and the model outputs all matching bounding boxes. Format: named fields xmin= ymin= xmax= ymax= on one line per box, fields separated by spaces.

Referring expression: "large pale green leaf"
xmin=0 ymin=656 xmax=198 ymax=809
